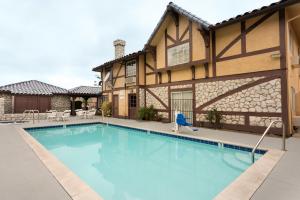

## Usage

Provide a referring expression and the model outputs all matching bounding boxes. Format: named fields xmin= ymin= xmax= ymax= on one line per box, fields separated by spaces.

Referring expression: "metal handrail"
xmin=251 ymin=120 xmax=285 ymax=163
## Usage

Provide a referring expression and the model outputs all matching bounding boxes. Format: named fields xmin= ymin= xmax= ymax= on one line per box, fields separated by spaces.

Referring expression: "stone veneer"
xmin=139 ymin=88 xmax=145 ymax=107
xmin=0 ymin=93 xmax=12 ymax=114
xmin=250 ymin=116 xmax=282 ymax=128
xmin=203 ymin=79 xmax=281 ymax=113
xmin=195 ymin=77 xmax=263 ymax=108
xmin=146 ymin=87 xmax=168 ymax=109
xmin=51 ymin=95 xmax=70 ymax=111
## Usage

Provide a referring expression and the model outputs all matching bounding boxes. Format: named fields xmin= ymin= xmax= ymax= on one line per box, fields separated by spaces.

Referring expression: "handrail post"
xmin=282 ymin=123 xmax=286 ymax=151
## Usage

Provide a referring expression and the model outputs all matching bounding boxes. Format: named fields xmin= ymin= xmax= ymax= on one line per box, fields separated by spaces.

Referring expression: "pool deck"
xmin=1 ymin=116 xmax=300 ymax=199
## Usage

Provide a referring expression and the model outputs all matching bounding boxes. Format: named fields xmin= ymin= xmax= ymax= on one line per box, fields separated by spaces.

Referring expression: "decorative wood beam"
xmin=167 ymin=70 xmax=171 ymax=83
xmin=241 ymin=21 xmax=246 ymax=54
xmin=191 ymin=65 xmax=195 ymax=80
xmin=166 ymin=33 xmax=176 ymax=44
xmin=145 ymin=88 xmax=168 ymax=109
xmin=179 ymin=25 xmax=189 ymax=41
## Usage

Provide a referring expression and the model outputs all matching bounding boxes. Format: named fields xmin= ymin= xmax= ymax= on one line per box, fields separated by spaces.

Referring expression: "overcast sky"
xmin=0 ymin=0 xmax=277 ymax=89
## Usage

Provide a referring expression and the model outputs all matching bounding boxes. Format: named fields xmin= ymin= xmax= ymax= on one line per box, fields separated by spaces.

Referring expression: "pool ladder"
xmin=251 ymin=120 xmax=286 ymax=163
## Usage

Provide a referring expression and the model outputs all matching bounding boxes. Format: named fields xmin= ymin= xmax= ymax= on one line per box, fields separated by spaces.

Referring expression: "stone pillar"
xmin=71 ymin=97 xmax=76 ymax=116
xmin=113 ymin=39 xmax=126 ymax=59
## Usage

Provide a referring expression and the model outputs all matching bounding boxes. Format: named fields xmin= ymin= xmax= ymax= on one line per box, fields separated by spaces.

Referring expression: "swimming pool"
xmin=27 ymin=123 xmax=264 ymax=200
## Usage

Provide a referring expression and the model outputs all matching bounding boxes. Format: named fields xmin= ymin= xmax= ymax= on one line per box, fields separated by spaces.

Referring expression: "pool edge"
xmin=16 ymin=127 xmax=104 ymax=200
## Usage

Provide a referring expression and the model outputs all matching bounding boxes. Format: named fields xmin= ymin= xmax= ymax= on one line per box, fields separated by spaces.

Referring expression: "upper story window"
xmin=167 ymin=42 xmax=190 ymax=66
xmin=126 ymin=60 xmax=136 ymax=77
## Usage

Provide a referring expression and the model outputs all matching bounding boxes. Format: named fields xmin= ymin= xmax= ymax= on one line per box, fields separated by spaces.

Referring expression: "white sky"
xmin=0 ymin=0 xmax=277 ymax=89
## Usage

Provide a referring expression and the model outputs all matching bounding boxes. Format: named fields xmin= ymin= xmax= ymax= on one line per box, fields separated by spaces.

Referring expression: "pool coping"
xmin=19 ymin=121 xmax=284 ymax=200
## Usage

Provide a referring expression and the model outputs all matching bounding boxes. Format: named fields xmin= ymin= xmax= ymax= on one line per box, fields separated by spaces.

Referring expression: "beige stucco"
xmin=192 ymin=22 xmax=206 ymax=61
xmin=172 ymin=68 xmax=192 ymax=82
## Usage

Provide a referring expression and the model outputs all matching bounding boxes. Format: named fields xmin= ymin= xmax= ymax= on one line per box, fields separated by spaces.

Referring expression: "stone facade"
xmin=139 ymin=88 xmax=145 ymax=107
xmin=0 ymin=93 xmax=12 ymax=114
xmin=146 ymin=87 xmax=168 ymax=109
xmin=51 ymin=95 xmax=70 ymax=111
xmin=203 ymin=79 xmax=281 ymax=113
xmin=158 ymin=112 xmax=169 ymax=119
xmin=113 ymin=39 xmax=126 ymax=59
xmin=250 ymin=116 xmax=282 ymax=128
xmin=195 ymin=77 xmax=263 ymax=108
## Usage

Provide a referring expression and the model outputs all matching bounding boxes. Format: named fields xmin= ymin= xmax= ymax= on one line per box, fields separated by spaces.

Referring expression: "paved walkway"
xmin=1 ymin=117 xmax=300 ymax=199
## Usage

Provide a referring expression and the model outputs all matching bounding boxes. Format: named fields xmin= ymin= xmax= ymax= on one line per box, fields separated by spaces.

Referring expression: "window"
xmin=129 ymin=95 xmax=137 ymax=108
xmin=167 ymin=43 xmax=190 ymax=66
xmin=126 ymin=60 xmax=136 ymax=77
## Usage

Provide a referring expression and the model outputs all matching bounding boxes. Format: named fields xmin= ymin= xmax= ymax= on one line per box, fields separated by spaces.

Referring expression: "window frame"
xmin=125 ymin=60 xmax=137 ymax=78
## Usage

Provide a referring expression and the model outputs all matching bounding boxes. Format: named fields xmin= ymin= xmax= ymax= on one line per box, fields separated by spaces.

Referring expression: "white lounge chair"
xmin=61 ymin=110 xmax=71 ymax=121
xmin=86 ymin=109 xmax=96 ymax=119
xmin=76 ymin=109 xmax=85 ymax=119
xmin=47 ymin=111 xmax=57 ymax=121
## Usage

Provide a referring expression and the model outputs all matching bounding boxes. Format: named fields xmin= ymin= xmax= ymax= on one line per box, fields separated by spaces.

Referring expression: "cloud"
xmin=0 ymin=0 xmax=277 ymax=88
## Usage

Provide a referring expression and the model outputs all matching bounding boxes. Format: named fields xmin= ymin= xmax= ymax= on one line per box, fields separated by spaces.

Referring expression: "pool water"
xmin=28 ymin=124 xmax=261 ymax=200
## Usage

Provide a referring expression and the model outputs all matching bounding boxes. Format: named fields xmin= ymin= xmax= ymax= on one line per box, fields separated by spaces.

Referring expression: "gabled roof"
xmin=92 ymin=51 xmax=143 ymax=72
xmin=69 ymin=86 xmax=102 ymax=96
xmin=145 ymin=2 xmax=211 ymax=46
xmin=212 ymin=0 xmax=299 ymax=29
xmin=0 ymin=80 xmax=68 ymax=95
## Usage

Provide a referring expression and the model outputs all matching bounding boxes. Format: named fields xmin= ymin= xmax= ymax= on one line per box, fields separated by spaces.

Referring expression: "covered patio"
xmin=68 ymin=86 xmax=102 ymax=116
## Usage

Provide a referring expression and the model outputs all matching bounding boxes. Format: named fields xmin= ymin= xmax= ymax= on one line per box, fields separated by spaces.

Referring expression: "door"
xmin=113 ymin=95 xmax=119 ymax=117
xmin=171 ymin=91 xmax=193 ymax=124
xmin=14 ymin=95 xmax=51 ymax=113
xmin=128 ymin=94 xmax=137 ymax=119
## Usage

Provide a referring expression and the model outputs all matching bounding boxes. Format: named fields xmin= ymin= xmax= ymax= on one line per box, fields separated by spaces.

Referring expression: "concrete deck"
xmin=1 ymin=116 xmax=300 ymax=199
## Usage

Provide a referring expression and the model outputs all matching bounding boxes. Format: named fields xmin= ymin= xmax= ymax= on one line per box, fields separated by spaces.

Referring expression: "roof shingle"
xmin=68 ymin=86 xmax=101 ymax=96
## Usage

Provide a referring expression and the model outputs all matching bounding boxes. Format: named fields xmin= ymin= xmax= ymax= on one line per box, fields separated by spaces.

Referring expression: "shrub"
xmin=138 ymin=105 xmax=158 ymax=121
xmin=101 ymin=101 xmax=112 ymax=117
xmin=206 ymin=108 xmax=223 ymax=129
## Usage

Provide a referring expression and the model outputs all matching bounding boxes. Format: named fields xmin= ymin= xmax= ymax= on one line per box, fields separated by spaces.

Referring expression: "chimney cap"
xmin=113 ymin=39 xmax=126 ymax=46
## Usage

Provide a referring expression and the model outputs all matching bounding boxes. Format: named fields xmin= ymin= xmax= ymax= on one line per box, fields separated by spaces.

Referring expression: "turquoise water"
xmin=28 ymin=124 xmax=259 ymax=200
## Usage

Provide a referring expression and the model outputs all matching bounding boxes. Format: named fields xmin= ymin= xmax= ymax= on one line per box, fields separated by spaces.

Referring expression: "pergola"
xmin=68 ymin=86 xmax=102 ymax=115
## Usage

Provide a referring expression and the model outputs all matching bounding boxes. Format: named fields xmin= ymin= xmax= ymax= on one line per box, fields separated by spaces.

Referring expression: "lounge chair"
xmin=86 ymin=109 xmax=96 ymax=119
xmin=76 ymin=109 xmax=85 ymax=119
xmin=61 ymin=110 xmax=71 ymax=121
xmin=47 ymin=111 xmax=57 ymax=121
xmin=174 ymin=113 xmax=198 ymax=132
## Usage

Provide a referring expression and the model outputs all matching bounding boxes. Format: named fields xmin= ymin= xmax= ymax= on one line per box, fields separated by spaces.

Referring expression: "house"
xmin=93 ymin=0 xmax=300 ymax=135
xmin=0 ymin=80 xmax=102 ymax=114
xmin=0 ymin=80 xmax=70 ymax=113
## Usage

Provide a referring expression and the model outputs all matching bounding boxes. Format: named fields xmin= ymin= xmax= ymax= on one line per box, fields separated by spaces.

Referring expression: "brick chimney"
xmin=113 ymin=39 xmax=126 ymax=59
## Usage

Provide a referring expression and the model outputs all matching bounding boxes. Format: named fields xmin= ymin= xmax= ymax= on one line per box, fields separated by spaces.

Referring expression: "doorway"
xmin=171 ymin=91 xmax=193 ymax=124
xmin=113 ymin=95 xmax=119 ymax=117
xmin=128 ymin=94 xmax=137 ymax=119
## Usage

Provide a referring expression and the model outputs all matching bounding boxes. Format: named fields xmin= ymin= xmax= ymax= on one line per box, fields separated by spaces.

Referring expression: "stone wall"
xmin=139 ymin=88 xmax=145 ymax=107
xmin=51 ymin=95 xmax=70 ymax=111
xmin=195 ymin=77 xmax=282 ymax=127
xmin=0 ymin=93 xmax=12 ymax=114
xmin=146 ymin=87 xmax=168 ymax=109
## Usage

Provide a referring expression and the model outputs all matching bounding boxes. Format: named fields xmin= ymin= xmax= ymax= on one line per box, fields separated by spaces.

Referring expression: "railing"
xmin=171 ymin=99 xmax=193 ymax=124
xmin=251 ymin=120 xmax=285 ymax=163
xmin=23 ymin=110 xmax=40 ymax=124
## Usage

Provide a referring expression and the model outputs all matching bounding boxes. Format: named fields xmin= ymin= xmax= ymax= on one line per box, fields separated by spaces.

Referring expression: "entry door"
xmin=128 ymin=94 xmax=137 ymax=119
xmin=171 ymin=91 xmax=193 ymax=123
xmin=113 ymin=95 xmax=119 ymax=117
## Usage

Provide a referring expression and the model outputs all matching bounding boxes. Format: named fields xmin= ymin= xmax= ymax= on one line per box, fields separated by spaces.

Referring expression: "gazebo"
xmin=68 ymin=86 xmax=102 ymax=115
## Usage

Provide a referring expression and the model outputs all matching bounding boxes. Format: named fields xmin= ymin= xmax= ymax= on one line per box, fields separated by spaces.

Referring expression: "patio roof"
xmin=0 ymin=80 xmax=69 ymax=95
xmin=68 ymin=86 xmax=102 ymax=96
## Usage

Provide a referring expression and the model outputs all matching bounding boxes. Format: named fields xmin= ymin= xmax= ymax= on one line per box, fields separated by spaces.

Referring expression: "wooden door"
xmin=14 ymin=95 xmax=51 ymax=113
xmin=113 ymin=95 xmax=119 ymax=117
xmin=128 ymin=94 xmax=137 ymax=119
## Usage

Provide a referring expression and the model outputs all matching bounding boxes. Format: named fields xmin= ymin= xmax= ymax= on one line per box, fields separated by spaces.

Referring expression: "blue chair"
xmin=176 ymin=113 xmax=192 ymax=126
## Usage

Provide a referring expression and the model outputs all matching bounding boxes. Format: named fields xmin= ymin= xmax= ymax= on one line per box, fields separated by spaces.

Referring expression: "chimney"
xmin=113 ymin=39 xmax=126 ymax=59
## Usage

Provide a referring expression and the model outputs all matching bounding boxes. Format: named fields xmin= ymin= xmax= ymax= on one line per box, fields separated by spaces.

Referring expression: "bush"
xmin=138 ymin=105 xmax=158 ymax=121
xmin=206 ymin=108 xmax=223 ymax=129
xmin=101 ymin=101 xmax=112 ymax=117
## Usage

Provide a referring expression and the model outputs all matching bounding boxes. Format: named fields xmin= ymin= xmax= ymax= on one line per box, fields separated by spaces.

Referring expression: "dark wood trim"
xmin=136 ymin=86 xmax=140 ymax=110
xmin=191 ymin=65 xmax=195 ymax=80
xmin=176 ymin=22 xmax=179 ymax=41
xmin=217 ymin=11 xmax=276 ymax=59
xmin=158 ymin=72 xmax=162 ymax=84
xmin=196 ymin=75 xmax=280 ymax=111
xmin=156 ymin=59 xmax=208 ymax=73
xmin=217 ymin=46 xmax=280 ymax=62
xmin=146 ymin=63 xmax=155 ymax=71
xmin=146 ymin=72 xmax=156 ymax=76
xmin=112 ymin=64 xmax=123 ymax=86
xmin=196 ymin=110 xmax=282 ymax=117
xmin=167 ymin=39 xmax=190 ymax=49
xmin=189 ymin=20 xmax=193 ymax=62
xmin=168 ymin=86 xmax=171 ymax=122
xmin=145 ymin=69 xmax=282 ymax=88
xmin=212 ymin=30 xmax=216 ymax=77
xmin=166 ymin=33 xmax=176 ymax=44
xmin=279 ymin=8 xmax=289 ymax=135
xmin=204 ymin=63 xmax=209 ymax=78
xmin=179 ymin=25 xmax=189 ymax=41
xmin=192 ymin=83 xmax=196 ymax=125
xmin=136 ymin=57 xmax=139 ymax=85
xmin=170 ymin=10 xmax=179 ymax=27
xmin=241 ymin=21 xmax=246 ymax=54
xmin=167 ymin=70 xmax=171 ymax=83
xmin=145 ymin=88 xmax=168 ymax=109
xmin=144 ymin=53 xmax=147 ymax=85
xmin=165 ymin=29 xmax=168 ymax=68
xmin=170 ymin=87 xmax=193 ymax=92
